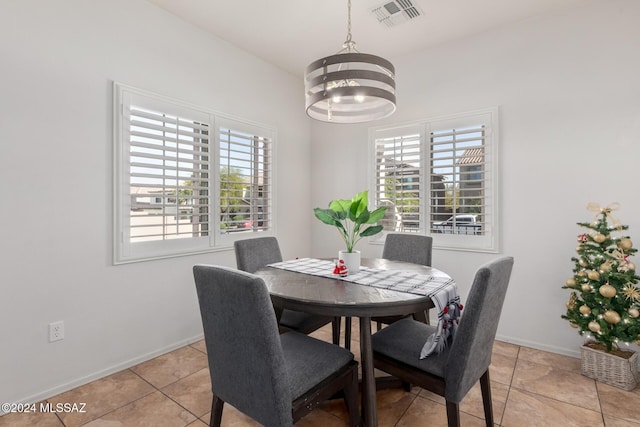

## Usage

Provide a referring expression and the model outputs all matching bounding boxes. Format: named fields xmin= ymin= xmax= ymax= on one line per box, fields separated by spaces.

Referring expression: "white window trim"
xmin=113 ymin=82 xmax=276 ymax=264
xmin=368 ymin=107 xmax=500 ymax=253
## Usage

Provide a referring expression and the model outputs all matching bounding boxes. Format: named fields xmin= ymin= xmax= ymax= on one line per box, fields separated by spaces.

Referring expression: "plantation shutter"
xmin=370 ymin=108 xmax=498 ymax=252
xmin=374 ymin=126 xmax=423 ymax=232
xmin=218 ymin=119 xmax=272 ymax=234
xmin=115 ymin=83 xmax=277 ymax=264
xmin=127 ymin=104 xmax=210 ymax=243
xmin=430 ymin=125 xmax=488 ymax=235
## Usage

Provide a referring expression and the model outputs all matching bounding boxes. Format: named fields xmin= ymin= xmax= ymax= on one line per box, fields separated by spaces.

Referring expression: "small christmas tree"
xmin=562 ymin=203 xmax=640 ymax=352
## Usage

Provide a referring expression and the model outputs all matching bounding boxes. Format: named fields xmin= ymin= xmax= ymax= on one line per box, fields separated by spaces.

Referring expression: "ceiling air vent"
xmin=371 ymin=0 xmax=423 ymax=28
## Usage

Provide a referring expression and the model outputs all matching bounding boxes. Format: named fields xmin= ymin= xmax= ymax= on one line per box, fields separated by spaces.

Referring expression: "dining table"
xmin=254 ymin=257 xmax=453 ymax=427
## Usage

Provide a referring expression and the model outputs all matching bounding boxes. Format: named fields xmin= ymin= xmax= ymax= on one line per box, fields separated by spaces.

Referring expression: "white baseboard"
xmin=1 ymin=333 xmax=204 ymax=416
xmin=495 ymin=333 xmax=581 ymax=359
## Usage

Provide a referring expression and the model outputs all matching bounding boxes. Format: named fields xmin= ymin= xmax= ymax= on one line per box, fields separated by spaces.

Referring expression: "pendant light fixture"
xmin=305 ymin=0 xmax=396 ymax=123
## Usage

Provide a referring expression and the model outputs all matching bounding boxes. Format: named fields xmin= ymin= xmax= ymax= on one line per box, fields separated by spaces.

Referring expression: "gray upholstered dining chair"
xmin=371 ymin=256 xmax=514 ymax=427
xmin=382 ymin=233 xmax=433 ymax=266
xmin=234 ymin=237 xmax=340 ymax=343
xmin=343 ymin=233 xmax=434 ymax=349
xmin=193 ymin=265 xmax=360 ymax=427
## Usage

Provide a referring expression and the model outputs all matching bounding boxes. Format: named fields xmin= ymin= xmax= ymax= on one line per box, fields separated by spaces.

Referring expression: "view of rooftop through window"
xmin=372 ymin=108 xmax=497 ymax=251
xmin=430 ymin=125 xmax=486 ymax=235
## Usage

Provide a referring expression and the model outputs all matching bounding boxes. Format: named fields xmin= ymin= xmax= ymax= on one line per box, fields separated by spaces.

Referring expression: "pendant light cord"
xmin=344 ymin=0 xmax=356 ymax=51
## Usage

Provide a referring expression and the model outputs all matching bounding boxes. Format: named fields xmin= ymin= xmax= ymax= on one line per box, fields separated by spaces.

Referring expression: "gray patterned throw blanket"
xmin=267 ymin=258 xmax=460 ymax=358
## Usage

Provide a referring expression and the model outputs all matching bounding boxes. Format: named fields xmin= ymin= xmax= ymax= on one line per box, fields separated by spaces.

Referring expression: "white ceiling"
xmin=146 ymin=0 xmax=589 ymax=77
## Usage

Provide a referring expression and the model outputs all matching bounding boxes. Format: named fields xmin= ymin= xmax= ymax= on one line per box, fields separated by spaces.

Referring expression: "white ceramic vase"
xmin=338 ymin=250 xmax=361 ymax=274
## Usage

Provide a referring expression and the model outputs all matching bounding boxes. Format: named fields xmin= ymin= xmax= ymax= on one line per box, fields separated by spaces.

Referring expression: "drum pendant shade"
xmin=304 ymin=0 xmax=396 ymax=123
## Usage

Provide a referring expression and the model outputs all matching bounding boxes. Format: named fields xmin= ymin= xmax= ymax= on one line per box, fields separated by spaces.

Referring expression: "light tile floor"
xmin=2 ymin=320 xmax=640 ymax=426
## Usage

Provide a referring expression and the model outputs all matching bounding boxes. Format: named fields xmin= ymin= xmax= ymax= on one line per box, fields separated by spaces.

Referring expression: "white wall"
xmin=311 ymin=0 xmax=640 ymax=356
xmin=0 ymin=0 xmax=311 ymax=406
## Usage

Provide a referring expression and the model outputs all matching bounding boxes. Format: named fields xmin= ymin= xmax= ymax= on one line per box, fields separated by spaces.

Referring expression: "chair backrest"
xmin=382 ymin=233 xmax=433 ymax=266
xmin=193 ymin=264 xmax=292 ymax=426
xmin=234 ymin=236 xmax=283 ymax=273
xmin=445 ymin=256 xmax=514 ymax=403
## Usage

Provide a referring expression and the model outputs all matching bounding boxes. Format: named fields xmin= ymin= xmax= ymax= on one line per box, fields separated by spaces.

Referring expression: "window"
xmin=371 ymin=108 xmax=499 ymax=252
xmin=218 ymin=119 xmax=272 ymax=235
xmin=373 ymin=125 xmax=423 ymax=233
xmin=114 ymin=83 xmax=274 ymax=263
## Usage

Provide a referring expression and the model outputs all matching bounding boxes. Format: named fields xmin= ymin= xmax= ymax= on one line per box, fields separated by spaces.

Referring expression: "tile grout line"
xmin=124 ymin=367 xmax=207 ymax=426
xmin=392 ymin=389 xmax=419 ymax=426
xmin=495 ymin=343 xmax=521 ymax=427
xmin=71 ymin=369 xmax=159 ymax=427
xmin=509 ymin=347 xmax=609 ymax=417
xmin=155 ymin=370 xmax=211 ymax=425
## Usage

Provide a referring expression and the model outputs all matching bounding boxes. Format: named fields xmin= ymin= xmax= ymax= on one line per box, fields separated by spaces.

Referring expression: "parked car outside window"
xmin=432 ymin=214 xmax=481 ymax=235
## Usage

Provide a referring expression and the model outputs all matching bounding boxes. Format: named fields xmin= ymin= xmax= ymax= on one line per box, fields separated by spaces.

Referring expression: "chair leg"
xmin=344 ymin=364 xmax=360 ymax=427
xmin=479 ymin=370 xmax=494 ymax=427
xmin=210 ymin=395 xmax=224 ymax=427
xmin=332 ymin=317 xmax=341 ymax=345
xmin=445 ymin=401 xmax=461 ymax=427
xmin=344 ymin=317 xmax=352 ymax=351
xmin=376 ymin=321 xmax=382 ymax=331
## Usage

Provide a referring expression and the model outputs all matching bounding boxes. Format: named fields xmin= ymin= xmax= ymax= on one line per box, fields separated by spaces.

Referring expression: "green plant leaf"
xmin=330 ymin=199 xmax=351 ymax=214
xmin=355 ymin=210 xmax=370 ymax=225
xmin=347 ymin=199 xmax=358 ymax=222
xmin=360 ymin=225 xmax=383 ymax=237
xmin=352 ymin=190 xmax=368 ymax=217
xmin=313 ymin=208 xmax=338 ymax=225
xmin=367 ymin=206 xmax=387 ymax=224
xmin=314 ymin=190 xmax=386 ymax=252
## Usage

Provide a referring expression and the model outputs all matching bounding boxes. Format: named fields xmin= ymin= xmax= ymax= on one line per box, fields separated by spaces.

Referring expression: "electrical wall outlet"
xmin=49 ymin=321 xmax=64 ymax=342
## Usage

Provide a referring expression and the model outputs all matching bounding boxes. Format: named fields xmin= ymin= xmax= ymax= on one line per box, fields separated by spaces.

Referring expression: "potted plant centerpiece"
xmin=562 ymin=203 xmax=640 ymax=390
xmin=313 ymin=190 xmax=386 ymax=274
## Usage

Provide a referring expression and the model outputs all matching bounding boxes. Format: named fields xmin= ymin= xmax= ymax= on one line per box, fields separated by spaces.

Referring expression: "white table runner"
xmin=267 ymin=258 xmax=461 ymax=357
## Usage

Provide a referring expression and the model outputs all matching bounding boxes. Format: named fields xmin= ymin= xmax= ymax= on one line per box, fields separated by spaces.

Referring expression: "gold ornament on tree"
xmin=603 ymin=310 xmax=621 ymax=324
xmin=566 ymin=293 xmax=578 ymax=310
xmin=593 ymin=233 xmax=607 ymax=243
xmin=628 ymin=307 xmax=639 ymax=318
xmin=622 ymin=284 xmax=640 ymax=302
xmin=599 ymin=261 xmax=613 ymax=273
xmin=579 ymin=305 xmax=592 ymax=315
xmin=599 ymin=284 xmax=617 ymax=298
xmin=618 ymin=238 xmax=633 ymax=251
xmin=588 ymin=321 xmax=601 ymax=333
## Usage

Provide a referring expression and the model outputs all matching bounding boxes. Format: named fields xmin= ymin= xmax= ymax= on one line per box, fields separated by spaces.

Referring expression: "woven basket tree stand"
xmin=581 ymin=342 xmax=638 ymax=391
